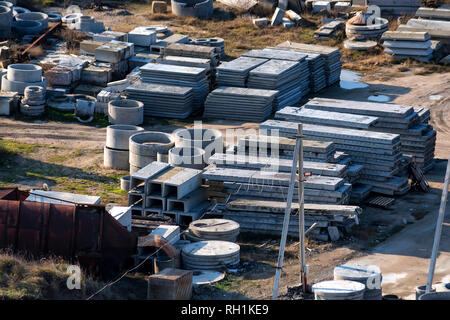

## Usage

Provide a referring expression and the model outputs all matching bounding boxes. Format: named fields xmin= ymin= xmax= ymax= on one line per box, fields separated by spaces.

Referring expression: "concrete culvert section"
xmin=169 ymin=146 xmax=205 ymax=170
xmin=108 ymin=99 xmax=144 ymax=125
xmin=7 ymin=64 xmax=42 ymax=82
xmin=46 ymin=12 xmax=61 ymax=22
xmin=174 ymin=128 xmax=223 ymax=162
xmin=0 ymin=6 xmax=12 ymax=39
xmin=1 ymin=74 xmax=46 ymax=95
xmin=312 ymin=280 xmax=366 ymax=300
xmin=12 ymin=20 xmax=42 ymax=35
xmin=171 ymin=0 xmax=213 ymax=19
xmin=106 ymin=125 xmax=144 ymax=150
xmin=419 ymin=292 xmax=450 ymax=300
xmin=15 ymin=12 xmax=49 ymax=29
xmin=12 ymin=6 xmax=30 ymax=16
xmin=120 ymin=175 xmax=131 ymax=191
xmin=104 ymin=147 xmax=129 ymax=170
xmin=129 ymin=132 xmax=175 ymax=172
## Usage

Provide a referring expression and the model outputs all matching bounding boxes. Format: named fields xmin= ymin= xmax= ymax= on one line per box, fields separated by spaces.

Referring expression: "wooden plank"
xmin=275 ymin=107 xmax=379 ymax=129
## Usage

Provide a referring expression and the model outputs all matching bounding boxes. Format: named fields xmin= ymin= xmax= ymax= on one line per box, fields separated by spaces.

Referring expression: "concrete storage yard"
xmin=0 ymin=0 xmax=449 ymax=301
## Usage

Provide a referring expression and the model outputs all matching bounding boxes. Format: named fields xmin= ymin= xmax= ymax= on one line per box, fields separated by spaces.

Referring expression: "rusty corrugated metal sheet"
xmin=0 ymin=188 xmax=137 ymax=276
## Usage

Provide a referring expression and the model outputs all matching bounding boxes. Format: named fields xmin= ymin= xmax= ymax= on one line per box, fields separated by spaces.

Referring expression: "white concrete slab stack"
xmin=139 ymin=63 xmax=209 ymax=109
xmin=126 ymin=82 xmax=195 ymax=118
xmin=216 ymin=56 xmax=268 ymax=87
xmin=203 ymin=86 xmax=278 ymax=122
xmin=304 ymin=98 xmax=436 ymax=172
xmin=246 ymin=56 xmax=309 ymax=109
xmin=382 ymin=31 xmax=434 ymax=62
xmin=275 ymin=41 xmax=341 ymax=86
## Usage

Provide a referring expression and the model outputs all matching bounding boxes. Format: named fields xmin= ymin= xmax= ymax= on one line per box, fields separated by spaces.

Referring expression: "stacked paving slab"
xmin=260 ymin=119 xmax=409 ymax=196
xmin=382 ymin=31 xmax=434 ymax=62
xmin=163 ymin=43 xmax=220 ymax=67
xmin=302 ymin=98 xmax=436 ymax=172
xmin=216 ymin=57 xmax=268 ymax=87
xmin=209 ymin=199 xmax=362 ymax=241
xmin=203 ymin=87 xmax=277 ymax=122
xmin=139 ymin=63 xmax=209 ymax=109
xmin=126 ymin=82 xmax=195 ymax=118
xmin=274 ymin=41 xmax=342 ymax=86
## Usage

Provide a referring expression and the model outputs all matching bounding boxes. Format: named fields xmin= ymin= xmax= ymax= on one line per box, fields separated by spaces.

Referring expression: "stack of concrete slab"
xmin=150 ymin=33 xmax=190 ymax=54
xmin=140 ymin=63 xmax=209 ymax=108
xmin=354 ymin=0 xmax=421 ymax=17
xmin=260 ymin=119 xmax=410 ymax=196
xmin=415 ymin=7 xmax=450 ymax=21
xmin=275 ymin=41 xmax=341 ymax=86
xmin=397 ymin=18 xmax=450 ymax=43
xmin=203 ymin=166 xmax=349 ymax=205
xmin=159 ymin=56 xmax=214 ymax=89
xmin=246 ymin=58 xmax=309 ymax=109
xmin=127 ymin=162 xmax=208 ymax=225
xmin=163 ymin=43 xmax=220 ymax=67
xmin=314 ymin=20 xmax=345 ymax=41
xmin=203 ymin=87 xmax=277 ymax=122
xmin=128 ymin=26 xmax=158 ymax=47
xmin=210 ymin=199 xmax=362 ymax=241
xmin=382 ymin=31 xmax=434 ymax=62
xmin=234 ymin=134 xmax=338 ymax=163
xmin=93 ymin=31 xmax=127 ymax=42
xmin=126 ymin=82 xmax=195 ymax=118
xmin=275 ymin=106 xmax=379 ymax=129
xmin=303 ymin=98 xmax=436 ymax=172
xmin=189 ymin=37 xmax=226 ymax=59
xmin=216 ymin=57 xmax=267 ymax=87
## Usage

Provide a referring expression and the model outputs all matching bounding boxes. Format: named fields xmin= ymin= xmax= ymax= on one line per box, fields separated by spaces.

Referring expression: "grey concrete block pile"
xmin=382 ymin=30 xmax=438 ymax=62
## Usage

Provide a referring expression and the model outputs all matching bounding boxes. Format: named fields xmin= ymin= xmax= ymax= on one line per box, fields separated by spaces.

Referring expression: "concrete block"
xmin=95 ymin=45 xmax=125 ymax=63
xmin=253 ymin=18 xmax=268 ymax=27
xmin=145 ymin=194 xmax=167 ymax=211
xmin=313 ymin=1 xmax=331 ymax=13
xmin=80 ymin=40 xmax=106 ymax=55
xmin=128 ymin=27 xmax=157 ymax=47
xmin=26 ymin=190 xmax=101 ymax=205
xmin=271 ymin=7 xmax=285 ymax=26
xmin=108 ymin=206 xmax=132 ymax=231
xmin=45 ymin=66 xmax=73 ymax=86
xmin=150 ymin=225 xmax=180 ymax=243
xmin=93 ymin=31 xmax=126 ymax=42
xmin=152 ymin=1 xmax=167 ymax=13
xmin=81 ymin=65 xmax=112 ymax=86
xmin=0 ymin=93 xmax=15 ymax=115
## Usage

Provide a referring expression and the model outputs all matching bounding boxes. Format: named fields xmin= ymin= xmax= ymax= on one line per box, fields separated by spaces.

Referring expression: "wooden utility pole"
xmin=426 ymin=153 xmax=450 ymax=293
xmin=297 ymin=123 xmax=307 ymax=292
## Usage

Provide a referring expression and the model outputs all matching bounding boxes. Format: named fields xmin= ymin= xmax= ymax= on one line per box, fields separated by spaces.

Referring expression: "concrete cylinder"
xmin=12 ymin=20 xmax=42 ymax=35
xmin=15 ymin=12 xmax=49 ymax=29
xmin=171 ymin=0 xmax=213 ymax=19
xmin=120 ymin=175 xmax=131 ymax=192
xmin=7 ymin=64 xmax=42 ymax=83
xmin=415 ymin=285 xmax=436 ymax=300
xmin=1 ymin=74 xmax=46 ymax=95
xmin=108 ymin=99 xmax=144 ymax=125
xmin=75 ymin=99 xmax=95 ymax=122
xmin=129 ymin=131 xmax=175 ymax=170
xmin=104 ymin=146 xmax=129 ymax=170
xmin=47 ymin=12 xmax=61 ymax=22
xmin=174 ymin=128 xmax=223 ymax=162
xmin=106 ymin=125 xmax=144 ymax=150
xmin=62 ymin=13 xmax=82 ymax=24
xmin=0 ymin=6 xmax=12 ymax=38
xmin=419 ymin=292 xmax=450 ymax=300
xmin=13 ymin=6 xmax=30 ymax=16
xmin=130 ymin=164 xmax=140 ymax=175
xmin=169 ymin=147 xmax=205 ymax=170
xmin=157 ymin=152 xmax=168 ymax=163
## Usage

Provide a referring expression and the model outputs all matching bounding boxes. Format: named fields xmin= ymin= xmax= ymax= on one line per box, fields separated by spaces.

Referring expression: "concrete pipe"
xmin=171 ymin=0 xmax=213 ymax=19
xmin=62 ymin=13 xmax=82 ymax=24
xmin=13 ymin=6 xmax=30 ymax=16
xmin=169 ymin=146 xmax=205 ymax=170
xmin=12 ymin=20 xmax=42 ymax=35
xmin=419 ymin=292 xmax=450 ymax=300
xmin=104 ymin=146 xmax=129 ymax=170
xmin=20 ymin=102 xmax=45 ymax=117
xmin=129 ymin=153 xmax=157 ymax=168
xmin=120 ymin=175 xmax=131 ymax=192
xmin=130 ymin=164 xmax=140 ymax=175
xmin=108 ymin=99 xmax=144 ymax=125
xmin=7 ymin=64 xmax=42 ymax=83
xmin=24 ymin=86 xmax=44 ymax=99
xmin=415 ymin=285 xmax=436 ymax=300
xmin=1 ymin=74 xmax=46 ymax=95
xmin=15 ymin=12 xmax=49 ymax=29
xmin=129 ymin=131 xmax=175 ymax=158
xmin=47 ymin=12 xmax=61 ymax=22
xmin=0 ymin=6 xmax=12 ymax=39
xmin=106 ymin=125 xmax=144 ymax=150
xmin=75 ymin=99 xmax=95 ymax=123
xmin=173 ymin=127 xmax=223 ymax=162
